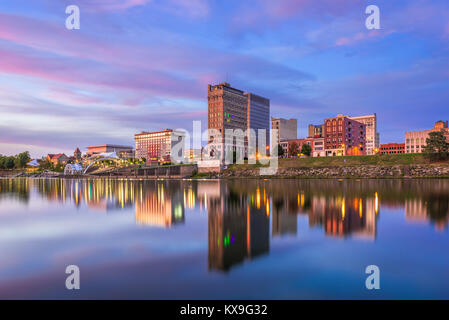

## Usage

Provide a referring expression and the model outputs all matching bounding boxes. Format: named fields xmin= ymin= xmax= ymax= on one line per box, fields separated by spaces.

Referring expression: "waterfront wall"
xmin=221 ymin=165 xmax=449 ymax=178
xmin=0 ymin=170 xmax=21 ymax=177
xmin=97 ymin=164 xmax=197 ymax=178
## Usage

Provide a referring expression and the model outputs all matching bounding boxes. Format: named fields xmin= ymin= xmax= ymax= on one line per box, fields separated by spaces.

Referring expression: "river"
xmin=0 ymin=178 xmax=448 ymax=299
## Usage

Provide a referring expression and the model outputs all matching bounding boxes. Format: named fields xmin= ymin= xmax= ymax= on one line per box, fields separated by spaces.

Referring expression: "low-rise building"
xmin=312 ymin=137 xmax=325 ymax=157
xmin=86 ymin=144 xmax=133 ymax=157
xmin=380 ymin=143 xmax=405 ymax=155
xmin=46 ymin=153 xmax=70 ymax=166
xmin=324 ymin=115 xmax=366 ymax=156
xmin=405 ymin=120 xmax=449 ymax=154
xmin=280 ymin=137 xmax=326 ymax=158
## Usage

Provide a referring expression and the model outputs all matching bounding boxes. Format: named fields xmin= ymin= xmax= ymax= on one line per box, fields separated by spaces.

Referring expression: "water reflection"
xmin=1 ymin=178 xmax=448 ymax=274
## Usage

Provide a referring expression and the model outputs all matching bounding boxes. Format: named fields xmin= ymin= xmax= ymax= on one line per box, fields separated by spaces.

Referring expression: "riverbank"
xmin=3 ymin=154 xmax=449 ymax=179
xmin=220 ymin=154 xmax=449 ymax=179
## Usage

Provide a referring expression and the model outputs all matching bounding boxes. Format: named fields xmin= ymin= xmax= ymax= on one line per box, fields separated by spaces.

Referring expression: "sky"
xmin=0 ymin=0 xmax=448 ymax=158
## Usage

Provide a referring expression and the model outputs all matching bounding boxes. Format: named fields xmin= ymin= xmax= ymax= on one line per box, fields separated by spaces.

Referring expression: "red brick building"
xmin=380 ymin=143 xmax=405 ymax=155
xmin=324 ymin=115 xmax=366 ymax=156
xmin=281 ymin=138 xmax=313 ymax=157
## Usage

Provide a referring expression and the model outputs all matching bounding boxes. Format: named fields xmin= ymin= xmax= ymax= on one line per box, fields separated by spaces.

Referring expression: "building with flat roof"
xmin=208 ymin=83 xmax=247 ymax=160
xmin=324 ymin=115 xmax=366 ymax=156
xmin=246 ymin=93 xmax=270 ymax=156
xmin=208 ymin=83 xmax=270 ymax=160
xmin=405 ymin=120 xmax=449 ymax=154
xmin=280 ymin=137 xmax=324 ymax=158
xmin=308 ymin=124 xmax=323 ymax=138
xmin=271 ymin=117 xmax=297 ymax=143
xmin=312 ymin=137 xmax=325 ymax=157
xmin=380 ymin=143 xmax=405 ymax=155
xmin=86 ymin=144 xmax=133 ymax=157
xmin=135 ymin=129 xmax=185 ymax=163
xmin=349 ymin=114 xmax=379 ymax=155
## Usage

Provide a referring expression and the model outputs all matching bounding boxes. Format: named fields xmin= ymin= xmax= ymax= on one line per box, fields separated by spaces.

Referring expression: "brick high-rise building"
xmin=324 ymin=115 xmax=366 ymax=156
xmin=208 ymin=83 xmax=247 ymax=160
xmin=208 ymin=83 xmax=270 ymax=160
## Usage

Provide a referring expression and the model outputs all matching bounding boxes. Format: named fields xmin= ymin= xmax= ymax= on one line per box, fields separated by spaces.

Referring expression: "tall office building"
xmin=271 ymin=117 xmax=297 ymax=143
xmin=349 ymin=114 xmax=379 ymax=155
xmin=208 ymin=83 xmax=270 ymax=160
xmin=245 ymin=93 xmax=270 ymax=155
xmin=208 ymin=83 xmax=247 ymax=160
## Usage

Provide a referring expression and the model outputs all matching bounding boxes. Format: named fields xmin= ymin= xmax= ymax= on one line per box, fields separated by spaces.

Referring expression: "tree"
xmin=39 ymin=159 xmax=55 ymax=171
xmin=424 ymin=131 xmax=449 ymax=161
xmin=0 ymin=155 xmax=16 ymax=169
xmin=276 ymin=145 xmax=284 ymax=157
xmin=14 ymin=151 xmax=31 ymax=168
xmin=301 ymin=144 xmax=312 ymax=157
xmin=288 ymin=142 xmax=299 ymax=158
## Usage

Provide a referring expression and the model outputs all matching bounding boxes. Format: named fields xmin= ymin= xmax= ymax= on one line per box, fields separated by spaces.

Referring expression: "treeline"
xmin=0 ymin=152 xmax=31 ymax=169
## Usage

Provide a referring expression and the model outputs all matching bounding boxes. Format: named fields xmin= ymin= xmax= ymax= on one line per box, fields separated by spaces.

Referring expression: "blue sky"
xmin=0 ymin=0 xmax=448 ymax=157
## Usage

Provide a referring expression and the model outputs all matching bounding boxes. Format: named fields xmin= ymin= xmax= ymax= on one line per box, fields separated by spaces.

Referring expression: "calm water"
xmin=0 ymin=178 xmax=448 ymax=299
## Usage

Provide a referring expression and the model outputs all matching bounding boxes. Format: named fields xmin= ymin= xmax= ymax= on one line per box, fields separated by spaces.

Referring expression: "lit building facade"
xmin=324 ymin=115 xmax=366 ymax=156
xmin=308 ymin=124 xmax=323 ymax=138
xmin=246 ymin=93 xmax=270 ymax=156
xmin=135 ymin=129 xmax=185 ymax=163
xmin=349 ymin=114 xmax=379 ymax=155
xmin=280 ymin=137 xmax=325 ymax=157
xmin=380 ymin=143 xmax=405 ymax=155
xmin=312 ymin=137 xmax=325 ymax=157
xmin=208 ymin=83 xmax=248 ymax=160
xmin=405 ymin=120 xmax=449 ymax=154
xmin=86 ymin=144 xmax=133 ymax=157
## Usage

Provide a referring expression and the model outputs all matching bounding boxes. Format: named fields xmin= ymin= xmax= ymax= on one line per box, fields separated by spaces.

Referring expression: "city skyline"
xmin=1 ymin=0 xmax=449 ymax=158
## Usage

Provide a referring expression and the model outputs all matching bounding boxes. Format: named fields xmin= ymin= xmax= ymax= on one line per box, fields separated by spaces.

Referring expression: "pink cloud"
xmin=162 ymin=0 xmax=210 ymax=18
xmin=57 ymin=0 xmax=209 ymax=17
xmin=0 ymin=46 xmax=203 ymax=101
xmin=335 ymin=31 xmax=391 ymax=47
xmin=65 ymin=0 xmax=151 ymax=11
xmin=45 ymin=87 xmax=104 ymax=105
xmin=233 ymin=0 xmax=363 ymax=28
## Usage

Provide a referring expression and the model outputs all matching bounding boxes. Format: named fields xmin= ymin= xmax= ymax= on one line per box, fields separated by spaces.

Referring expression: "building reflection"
xmin=406 ymin=195 xmax=449 ymax=230
xmin=1 ymin=178 xmax=448 ymax=258
xmin=308 ymin=195 xmax=378 ymax=239
xmin=135 ymin=182 xmax=185 ymax=227
xmin=207 ymin=182 xmax=270 ymax=272
xmin=272 ymin=198 xmax=297 ymax=236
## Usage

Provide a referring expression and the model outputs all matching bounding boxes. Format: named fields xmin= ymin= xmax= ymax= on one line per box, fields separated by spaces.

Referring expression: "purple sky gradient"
xmin=0 ymin=0 xmax=448 ymax=157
